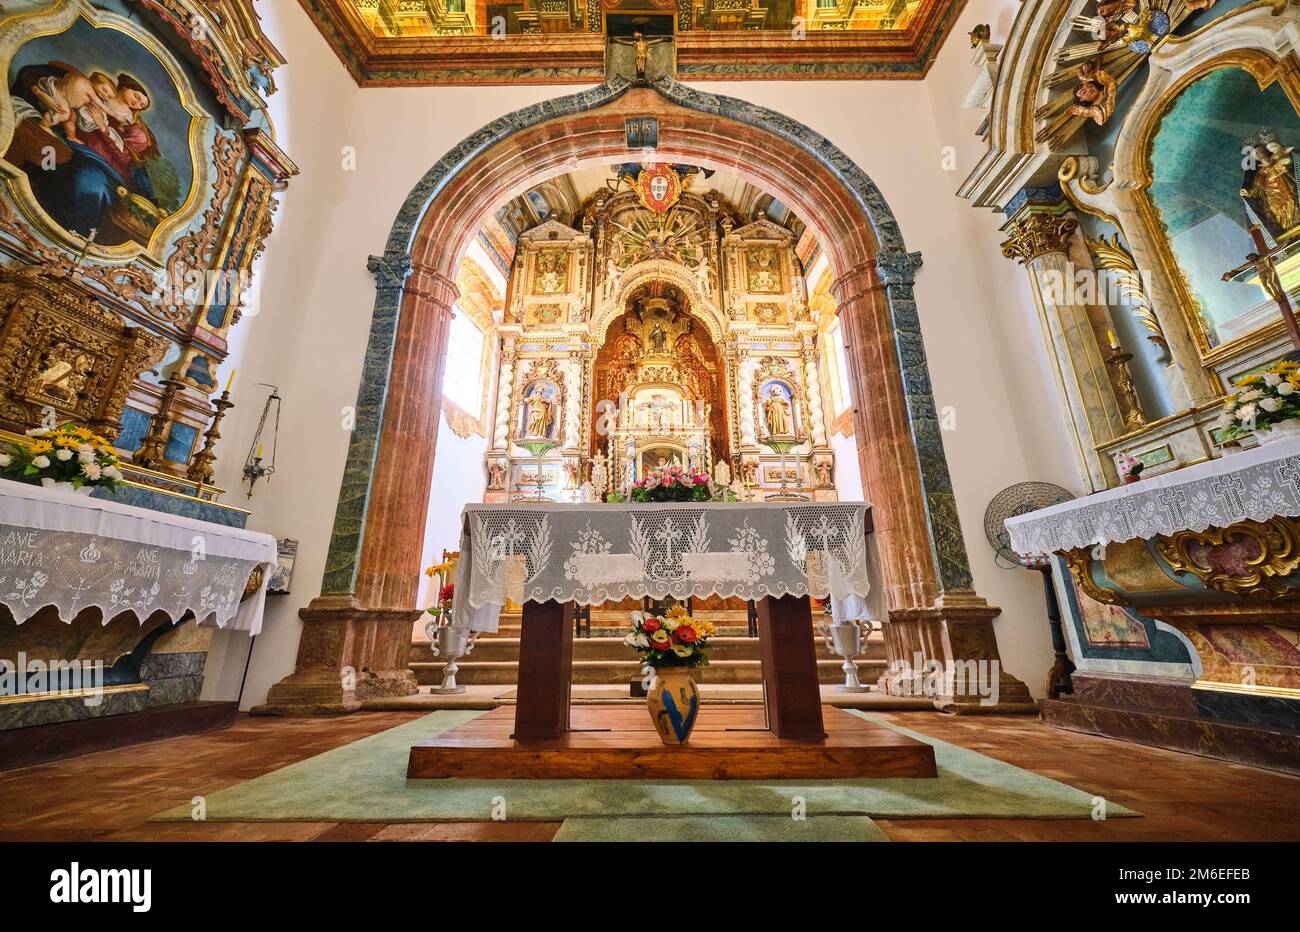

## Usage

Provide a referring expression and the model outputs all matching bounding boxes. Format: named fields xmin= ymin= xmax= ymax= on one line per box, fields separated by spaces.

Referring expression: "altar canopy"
xmin=455 ymin=501 xmax=873 ymax=632
xmin=0 ymin=478 xmax=277 ymax=633
xmin=1004 ymin=436 xmax=1300 ymax=555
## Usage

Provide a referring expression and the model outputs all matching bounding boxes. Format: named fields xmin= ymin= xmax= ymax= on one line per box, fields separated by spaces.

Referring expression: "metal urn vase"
xmin=818 ymin=618 xmax=877 ymax=693
xmin=647 ymin=667 xmax=700 ymax=745
xmin=427 ymin=621 xmax=477 ymax=695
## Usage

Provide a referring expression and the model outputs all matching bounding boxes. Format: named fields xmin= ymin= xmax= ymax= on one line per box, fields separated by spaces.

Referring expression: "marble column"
xmin=259 ymin=257 xmax=456 ymax=713
xmin=801 ymin=340 xmax=829 ymax=448
xmin=832 ymin=258 xmax=1034 ymax=712
xmin=492 ymin=341 xmax=516 ymax=450
xmin=1001 ymin=201 xmax=1129 ymax=492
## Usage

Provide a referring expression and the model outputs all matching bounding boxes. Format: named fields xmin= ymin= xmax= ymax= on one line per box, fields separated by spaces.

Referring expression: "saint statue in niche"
xmin=764 ymin=385 xmax=793 ymax=437
xmin=648 ymin=322 xmax=669 ymax=354
xmin=524 ymin=388 xmax=554 ymax=438
xmin=1242 ymin=131 xmax=1300 ymax=242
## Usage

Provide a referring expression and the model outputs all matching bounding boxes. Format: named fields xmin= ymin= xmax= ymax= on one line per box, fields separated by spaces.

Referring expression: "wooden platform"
xmin=406 ymin=705 xmax=938 ymax=780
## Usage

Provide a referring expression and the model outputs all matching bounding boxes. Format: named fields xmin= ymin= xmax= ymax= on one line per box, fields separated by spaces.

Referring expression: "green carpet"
xmin=552 ymin=815 xmax=890 ymax=842
xmin=152 ymin=709 xmax=1137 ymax=826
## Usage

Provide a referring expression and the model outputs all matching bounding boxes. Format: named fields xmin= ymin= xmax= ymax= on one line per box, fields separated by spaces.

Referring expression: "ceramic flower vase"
xmin=648 ymin=667 xmax=699 ymax=745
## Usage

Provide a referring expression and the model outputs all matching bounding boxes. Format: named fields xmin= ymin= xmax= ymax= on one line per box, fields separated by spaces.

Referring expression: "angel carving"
xmin=1070 ymin=61 xmax=1117 ymax=126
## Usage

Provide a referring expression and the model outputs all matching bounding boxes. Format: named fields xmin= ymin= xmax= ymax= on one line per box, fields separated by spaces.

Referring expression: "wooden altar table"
xmin=409 ymin=501 xmax=937 ymax=780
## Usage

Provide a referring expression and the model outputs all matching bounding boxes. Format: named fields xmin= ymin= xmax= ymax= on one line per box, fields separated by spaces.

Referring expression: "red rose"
xmin=642 ymin=619 xmax=660 ymax=633
xmin=653 ymin=639 xmax=672 ymax=650
xmin=674 ymin=626 xmax=697 ymax=643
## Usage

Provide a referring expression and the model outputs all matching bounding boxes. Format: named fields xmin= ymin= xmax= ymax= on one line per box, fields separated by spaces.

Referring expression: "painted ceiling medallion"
xmin=634 ymin=164 xmax=682 ymax=214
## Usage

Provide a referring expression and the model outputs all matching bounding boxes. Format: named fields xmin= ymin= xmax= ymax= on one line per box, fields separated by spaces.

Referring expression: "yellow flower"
xmin=26 ymin=439 xmax=52 ymax=454
xmin=691 ymin=617 xmax=718 ymax=638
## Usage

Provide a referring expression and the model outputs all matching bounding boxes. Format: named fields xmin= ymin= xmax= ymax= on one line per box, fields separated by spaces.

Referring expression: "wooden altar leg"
xmin=513 ymin=600 xmax=573 ymax=740
xmin=757 ymin=594 xmax=826 ymax=739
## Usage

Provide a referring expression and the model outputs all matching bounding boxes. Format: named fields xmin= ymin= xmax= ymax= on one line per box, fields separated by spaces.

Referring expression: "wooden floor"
xmin=2 ymin=708 xmax=1299 ymax=842
xmin=407 ymin=705 xmax=937 ymax=779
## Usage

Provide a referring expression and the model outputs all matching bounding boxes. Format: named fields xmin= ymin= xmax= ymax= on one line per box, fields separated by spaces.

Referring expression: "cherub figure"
xmin=1070 ymin=61 xmax=1117 ymax=126
xmin=31 ymin=62 xmax=112 ymax=144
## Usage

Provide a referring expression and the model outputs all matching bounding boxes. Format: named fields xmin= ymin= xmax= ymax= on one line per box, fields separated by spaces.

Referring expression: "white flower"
xmin=1239 ymin=389 xmax=1263 ymax=402
xmin=24 ymin=427 xmax=49 ymax=437
xmin=1261 ymin=398 xmax=1281 ymax=413
xmin=1280 ymin=383 xmax=1295 ymax=396
xmin=103 ymin=465 xmax=120 ymax=479
xmin=0 ymin=454 xmax=11 ymax=467
xmin=662 ymin=616 xmax=679 ymax=632
xmin=32 ymin=455 xmax=50 ymax=469
xmin=77 ymin=449 xmax=95 ymax=464
xmin=1237 ymin=403 xmax=1258 ymax=422
xmin=55 ymin=449 xmax=73 ymax=461
xmin=81 ymin=462 xmax=102 ymax=481
xmin=1264 ymin=373 xmax=1283 ymax=386
xmin=634 ymin=632 xmax=648 ymax=649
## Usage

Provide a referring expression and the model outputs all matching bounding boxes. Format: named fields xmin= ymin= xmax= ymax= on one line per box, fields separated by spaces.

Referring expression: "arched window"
xmin=443 ymin=306 xmax=485 ymax=412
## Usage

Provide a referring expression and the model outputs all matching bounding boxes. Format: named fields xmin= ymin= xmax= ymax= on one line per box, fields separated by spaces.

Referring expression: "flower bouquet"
xmin=628 ymin=463 xmax=715 ymax=503
xmin=625 ymin=605 xmax=717 ymax=745
xmin=0 ymin=423 xmax=123 ymax=494
xmin=1215 ymin=361 xmax=1300 ymax=445
xmin=623 ymin=605 xmax=716 ymax=668
xmin=423 ymin=559 xmax=456 ymax=626
xmin=423 ymin=557 xmax=474 ymax=694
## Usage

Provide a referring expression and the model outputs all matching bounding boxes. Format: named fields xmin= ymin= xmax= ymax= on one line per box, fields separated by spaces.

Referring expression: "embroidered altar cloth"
xmin=0 ymin=478 xmax=277 ymax=633
xmin=454 ymin=501 xmax=873 ymax=633
xmin=1005 ymin=435 xmax=1300 ymax=556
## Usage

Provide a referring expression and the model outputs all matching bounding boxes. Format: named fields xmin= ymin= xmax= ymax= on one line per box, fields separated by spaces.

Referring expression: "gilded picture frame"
xmin=0 ymin=1 xmax=211 ymax=266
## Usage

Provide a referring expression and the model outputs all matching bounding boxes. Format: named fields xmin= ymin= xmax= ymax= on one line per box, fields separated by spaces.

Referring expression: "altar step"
xmin=409 ymin=633 xmax=886 ymax=686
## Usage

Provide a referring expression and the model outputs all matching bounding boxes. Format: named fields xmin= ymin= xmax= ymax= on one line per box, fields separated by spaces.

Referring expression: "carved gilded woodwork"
xmin=1085 ymin=233 xmax=1168 ymax=355
xmin=1063 ymin=547 xmax=1123 ymax=605
xmin=1156 ymin=517 xmax=1300 ymax=601
xmin=1000 ymin=210 xmax=1078 ymax=263
xmin=0 ymin=265 xmax=167 ymax=436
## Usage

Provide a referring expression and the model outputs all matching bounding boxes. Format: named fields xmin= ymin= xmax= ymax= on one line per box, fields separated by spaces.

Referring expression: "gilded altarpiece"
xmin=483 ymin=177 xmax=838 ymax=503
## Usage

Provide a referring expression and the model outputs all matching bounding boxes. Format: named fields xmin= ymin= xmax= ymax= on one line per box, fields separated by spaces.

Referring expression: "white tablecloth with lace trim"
xmin=453 ymin=501 xmax=873 ymax=633
xmin=1004 ymin=436 xmax=1300 ymax=556
xmin=0 ymin=477 xmax=276 ymax=633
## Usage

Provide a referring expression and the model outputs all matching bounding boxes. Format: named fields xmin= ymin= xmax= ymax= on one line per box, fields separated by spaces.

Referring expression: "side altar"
xmin=1006 ymin=438 xmax=1300 ymax=773
xmin=407 ymin=501 xmax=937 ymax=780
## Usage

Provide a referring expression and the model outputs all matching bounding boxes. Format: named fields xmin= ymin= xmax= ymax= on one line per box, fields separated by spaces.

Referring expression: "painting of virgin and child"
xmin=3 ymin=16 xmax=198 ymax=248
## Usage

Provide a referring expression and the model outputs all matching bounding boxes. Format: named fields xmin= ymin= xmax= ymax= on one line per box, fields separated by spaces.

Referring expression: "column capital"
xmin=830 ymin=251 xmax=922 ymax=306
xmin=406 ymin=264 xmax=459 ymax=307
xmin=1000 ymin=203 xmax=1077 ymax=264
xmin=367 ymin=251 xmax=412 ymax=289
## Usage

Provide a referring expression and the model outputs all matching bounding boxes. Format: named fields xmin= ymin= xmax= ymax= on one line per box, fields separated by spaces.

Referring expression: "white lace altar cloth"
xmin=453 ymin=501 xmax=873 ymax=633
xmin=0 ymin=478 xmax=277 ymax=634
xmin=1005 ymin=435 xmax=1300 ymax=556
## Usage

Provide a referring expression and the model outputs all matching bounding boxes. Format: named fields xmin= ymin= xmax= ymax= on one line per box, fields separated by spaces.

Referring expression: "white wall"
xmin=205 ymin=0 xmax=1081 ymax=706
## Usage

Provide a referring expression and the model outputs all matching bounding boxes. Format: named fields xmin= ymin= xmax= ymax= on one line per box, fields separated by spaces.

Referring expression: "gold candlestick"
xmin=133 ymin=377 xmax=184 ymax=470
xmin=1104 ymin=347 xmax=1146 ymax=431
xmin=186 ymin=390 xmax=235 ymax=484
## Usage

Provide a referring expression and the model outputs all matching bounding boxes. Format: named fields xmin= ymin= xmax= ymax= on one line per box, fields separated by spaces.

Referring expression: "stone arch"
xmin=266 ymin=76 xmax=1028 ymax=715
xmin=325 ymin=76 xmax=971 ymax=613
